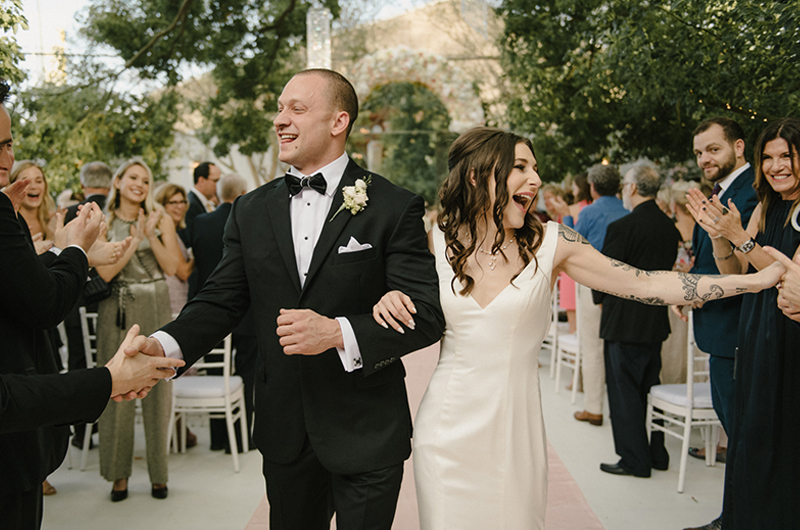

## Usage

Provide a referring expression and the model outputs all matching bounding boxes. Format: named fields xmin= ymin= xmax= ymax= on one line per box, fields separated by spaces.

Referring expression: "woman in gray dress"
xmin=95 ymin=158 xmax=181 ymax=502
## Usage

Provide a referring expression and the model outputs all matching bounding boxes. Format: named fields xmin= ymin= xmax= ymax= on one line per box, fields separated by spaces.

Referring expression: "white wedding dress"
xmin=414 ymin=222 xmax=558 ymax=530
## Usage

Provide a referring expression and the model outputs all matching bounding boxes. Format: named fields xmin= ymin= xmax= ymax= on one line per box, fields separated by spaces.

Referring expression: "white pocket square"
xmin=338 ymin=236 xmax=373 ymax=254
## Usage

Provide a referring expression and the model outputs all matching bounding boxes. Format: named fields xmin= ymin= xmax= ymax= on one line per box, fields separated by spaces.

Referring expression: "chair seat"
xmin=650 ymin=383 xmax=714 ymax=409
xmin=558 ymin=333 xmax=579 ymax=352
xmin=174 ymin=375 xmax=244 ymax=398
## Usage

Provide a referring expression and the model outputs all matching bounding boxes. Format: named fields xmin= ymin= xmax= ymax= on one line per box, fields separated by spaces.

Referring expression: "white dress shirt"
xmin=154 ymin=152 xmax=363 ymax=372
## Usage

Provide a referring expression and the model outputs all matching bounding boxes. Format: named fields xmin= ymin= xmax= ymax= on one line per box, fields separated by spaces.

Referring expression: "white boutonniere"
xmin=330 ymin=176 xmax=372 ymax=221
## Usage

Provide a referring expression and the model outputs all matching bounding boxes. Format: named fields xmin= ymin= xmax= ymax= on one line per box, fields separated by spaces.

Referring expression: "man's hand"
xmin=124 ymin=333 xmax=167 ymax=358
xmin=2 ymin=179 xmax=30 ymax=212
xmin=276 ymin=308 xmax=343 ymax=355
xmin=63 ymin=202 xmax=104 ymax=253
xmin=763 ymin=246 xmax=800 ymax=322
xmin=106 ymin=325 xmax=184 ymax=401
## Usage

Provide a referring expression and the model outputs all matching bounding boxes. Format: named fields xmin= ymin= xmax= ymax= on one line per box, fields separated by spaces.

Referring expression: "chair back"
xmin=79 ymin=307 xmax=99 ymax=369
xmin=685 ymin=310 xmax=712 ymax=405
xmin=190 ymin=334 xmax=234 ymax=393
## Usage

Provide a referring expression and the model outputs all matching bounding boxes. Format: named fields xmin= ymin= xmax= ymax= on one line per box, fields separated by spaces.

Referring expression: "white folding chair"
xmin=69 ymin=307 xmax=98 ymax=471
xmin=554 ymin=287 xmax=581 ymax=403
xmin=647 ymin=310 xmax=720 ymax=493
xmin=543 ymin=277 xmax=560 ymax=378
xmin=167 ymin=334 xmax=249 ymax=472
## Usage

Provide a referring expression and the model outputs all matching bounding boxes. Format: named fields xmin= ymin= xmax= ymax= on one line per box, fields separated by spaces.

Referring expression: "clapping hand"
xmin=31 ymin=232 xmax=54 ymax=255
xmin=763 ymin=246 xmax=800 ymax=322
xmin=2 ymin=179 xmax=30 ymax=212
xmin=685 ymin=188 xmax=745 ymax=242
xmin=61 ymin=202 xmax=105 ymax=253
xmin=88 ymin=222 xmax=132 ymax=267
xmin=107 ymin=325 xmax=184 ymax=401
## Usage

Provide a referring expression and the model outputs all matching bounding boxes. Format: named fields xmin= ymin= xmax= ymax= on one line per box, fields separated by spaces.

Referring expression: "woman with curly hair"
xmin=373 ymin=127 xmax=783 ymax=530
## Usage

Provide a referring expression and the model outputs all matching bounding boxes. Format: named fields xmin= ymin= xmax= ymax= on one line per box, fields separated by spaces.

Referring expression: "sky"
xmin=16 ymin=0 xmax=436 ymax=86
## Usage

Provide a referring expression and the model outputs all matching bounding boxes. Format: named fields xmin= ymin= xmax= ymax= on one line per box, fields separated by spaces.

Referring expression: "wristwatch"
xmin=737 ymin=237 xmax=756 ymax=254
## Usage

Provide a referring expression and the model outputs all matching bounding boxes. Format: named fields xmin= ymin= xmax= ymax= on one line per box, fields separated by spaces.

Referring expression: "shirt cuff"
xmin=49 ymin=244 xmax=88 ymax=258
xmin=150 ymin=331 xmax=184 ymax=380
xmin=335 ymin=317 xmax=363 ymax=372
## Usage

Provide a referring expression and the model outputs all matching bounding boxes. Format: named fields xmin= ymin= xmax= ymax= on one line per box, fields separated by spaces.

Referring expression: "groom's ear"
xmin=330 ymin=110 xmax=350 ymax=139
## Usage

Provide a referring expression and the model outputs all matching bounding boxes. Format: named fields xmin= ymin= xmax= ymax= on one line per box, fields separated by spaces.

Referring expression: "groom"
xmin=131 ymin=69 xmax=444 ymax=530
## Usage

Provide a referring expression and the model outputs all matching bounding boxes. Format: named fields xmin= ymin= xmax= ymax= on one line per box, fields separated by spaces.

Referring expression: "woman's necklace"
xmin=478 ymin=237 xmax=515 ymax=271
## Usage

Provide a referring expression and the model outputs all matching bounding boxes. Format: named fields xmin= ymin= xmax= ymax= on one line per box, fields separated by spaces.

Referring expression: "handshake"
xmin=106 ymin=325 xmax=183 ymax=401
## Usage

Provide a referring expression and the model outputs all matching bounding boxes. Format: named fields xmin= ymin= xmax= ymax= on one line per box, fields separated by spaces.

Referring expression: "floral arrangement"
xmin=330 ymin=176 xmax=372 ymax=221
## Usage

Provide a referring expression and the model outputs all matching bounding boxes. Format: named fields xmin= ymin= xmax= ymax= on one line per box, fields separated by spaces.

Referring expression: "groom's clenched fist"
xmin=277 ymin=308 xmax=344 ymax=355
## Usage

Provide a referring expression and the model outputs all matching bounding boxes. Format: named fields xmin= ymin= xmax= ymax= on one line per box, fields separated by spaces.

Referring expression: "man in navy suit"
xmin=130 ymin=69 xmax=444 ymax=530
xmin=682 ymin=117 xmax=758 ymax=530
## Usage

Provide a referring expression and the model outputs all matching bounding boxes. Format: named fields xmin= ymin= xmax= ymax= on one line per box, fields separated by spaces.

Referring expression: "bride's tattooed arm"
xmin=555 ymin=224 xmax=780 ymax=306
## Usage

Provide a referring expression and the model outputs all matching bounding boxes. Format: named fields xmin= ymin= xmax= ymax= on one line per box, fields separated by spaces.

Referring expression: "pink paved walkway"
xmin=246 ymin=344 xmax=604 ymax=530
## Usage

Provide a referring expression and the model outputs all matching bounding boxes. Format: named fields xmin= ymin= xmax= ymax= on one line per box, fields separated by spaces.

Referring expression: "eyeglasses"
xmin=166 ymin=200 xmax=187 ymax=206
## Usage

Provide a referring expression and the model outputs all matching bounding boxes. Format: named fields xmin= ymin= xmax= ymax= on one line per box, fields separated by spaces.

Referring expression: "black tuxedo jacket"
xmin=65 ymin=194 xmax=107 ymax=224
xmin=0 ymin=369 xmax=110 ymax=434
xmin=0 ymin=193 xmax=89 ymax=495
xmin=594 ymin=200 xmax=681 ymax=344
xmin=191 ymin=203 xmax=256 ymax=335
xmin=691 ymin=166 xmax=758 ymax=358
xmin=163 ymin=159 xmax=444 ymax=475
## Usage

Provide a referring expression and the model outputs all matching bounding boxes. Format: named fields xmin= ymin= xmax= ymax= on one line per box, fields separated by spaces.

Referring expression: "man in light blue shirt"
xmin=563 ymin=164 xmax=627 ymax=426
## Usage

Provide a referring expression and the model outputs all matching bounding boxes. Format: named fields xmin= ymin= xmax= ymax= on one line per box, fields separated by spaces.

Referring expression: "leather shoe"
xmin=688 ymin=446 xmax=726 ymax=464
xmin=151 ymin=484 xmax=168 ymax=499
xmin=600 ymin=461 xmax=650 ymax=477
xmin=574 ymin=410 xmax=603 ymax=426
xmin=110 ymin=488 xmax=128 ymax=502
xmin=683 ymin=516 xmax=722 ymax=530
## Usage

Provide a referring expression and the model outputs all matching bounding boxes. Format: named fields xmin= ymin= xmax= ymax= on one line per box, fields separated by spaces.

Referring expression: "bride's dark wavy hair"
xmin=438 ymin=127 xmax=544 ymax=295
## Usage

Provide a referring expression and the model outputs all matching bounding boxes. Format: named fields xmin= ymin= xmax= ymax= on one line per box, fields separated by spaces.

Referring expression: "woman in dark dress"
xmin=688 ymin=117 xmax=800 ymax=529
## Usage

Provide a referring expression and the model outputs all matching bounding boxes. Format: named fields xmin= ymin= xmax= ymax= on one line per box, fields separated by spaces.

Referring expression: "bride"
xmin=373 ymin=127 xmax=782 ymax=530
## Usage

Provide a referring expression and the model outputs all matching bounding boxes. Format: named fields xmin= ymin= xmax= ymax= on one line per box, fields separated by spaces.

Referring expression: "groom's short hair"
xmin=297 ymin=69 xmax=359 ymax=138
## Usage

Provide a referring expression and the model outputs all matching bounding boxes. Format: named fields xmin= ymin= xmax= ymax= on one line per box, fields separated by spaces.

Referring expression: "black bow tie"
xmin=286 ymin=173 xmax=327 ymax=197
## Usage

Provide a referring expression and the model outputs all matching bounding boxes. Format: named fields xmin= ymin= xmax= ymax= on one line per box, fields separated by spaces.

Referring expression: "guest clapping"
xmin=9 ymin=161 xmax=56 ymax=254
xmin=687 ymin=117 xmax=800 ymax=529
xmin=94 ymin=158 xmax=182 ymax=502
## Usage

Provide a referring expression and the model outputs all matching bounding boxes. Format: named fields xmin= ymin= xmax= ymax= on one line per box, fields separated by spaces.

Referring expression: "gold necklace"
xmin=478 ymin=237 xmax=515 ymax=271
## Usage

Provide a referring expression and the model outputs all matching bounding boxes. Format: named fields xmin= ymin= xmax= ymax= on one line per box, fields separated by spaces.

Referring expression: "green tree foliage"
xmin=351 ymin=82 xmax=456 ymax=205
xmin=80 ymin=0 xmax=341 ymax=162
xmin=0 ymin=0 xmax=28 ymax=83
xmin=12 ymin=81 xmax=181 ymax=193
xmin=499 ymin=0 xmax=800 ymax=179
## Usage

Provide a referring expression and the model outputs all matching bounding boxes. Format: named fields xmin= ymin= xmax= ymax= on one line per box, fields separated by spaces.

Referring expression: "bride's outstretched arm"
xmin=554 ymin=225 xmax=783 ymax=306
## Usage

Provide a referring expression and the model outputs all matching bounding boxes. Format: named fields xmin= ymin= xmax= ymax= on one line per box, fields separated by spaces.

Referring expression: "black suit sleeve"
xmin=0 ymin=195 xmax=88 ymax=329
xmin=347 ymin=194 xmax=444 ymax=376
xmin=0 ymin=368 xmax=111 ymax=433
xmin=591 ymin=220 xmax=628 ymax=306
